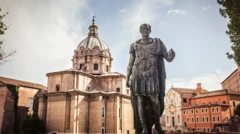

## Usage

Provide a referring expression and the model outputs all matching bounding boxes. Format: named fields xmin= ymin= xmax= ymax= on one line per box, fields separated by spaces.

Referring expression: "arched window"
xmin=56 ymin=84 xmax=60 ymax=91
xmin=26 ymin=98 xmax=34 ymax=110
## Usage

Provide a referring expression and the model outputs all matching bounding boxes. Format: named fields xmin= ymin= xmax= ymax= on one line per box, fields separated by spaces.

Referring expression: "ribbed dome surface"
xmin=76 ymin=37 xmax=109 ymax=51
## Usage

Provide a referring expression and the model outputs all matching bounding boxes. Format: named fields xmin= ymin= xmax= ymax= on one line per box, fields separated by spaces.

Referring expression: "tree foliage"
xmin=19 ymin=113 xmax=45 ymax=134
xmin=217 ymin=0 xmax=240 ymax=66
xmin=0 ymin=7 xmax=15 ymax=65
xmin=234 ymin=104 xmax=240 ymax=116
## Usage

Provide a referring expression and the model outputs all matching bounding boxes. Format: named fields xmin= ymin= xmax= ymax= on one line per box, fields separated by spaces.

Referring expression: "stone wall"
xmin=46 ymin=93 xmax=67 ymax=132
xmin=0 ymin=85 xmax=15 ymax=134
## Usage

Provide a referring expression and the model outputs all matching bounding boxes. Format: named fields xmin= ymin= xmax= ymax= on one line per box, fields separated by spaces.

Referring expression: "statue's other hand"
xmin=126 ymin=79 xmax=131 ymax=88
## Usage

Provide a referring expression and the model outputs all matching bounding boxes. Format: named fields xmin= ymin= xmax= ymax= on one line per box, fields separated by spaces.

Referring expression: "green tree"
xmin=217 ymin=0 xmax=240 ymax=66
xmin=0 ymin=7 xmax=15 ymax=65
xmin=234 ymin=104 xmax=240 ymax=116
xmin=19 ymin=113 xmax=45 ymax=134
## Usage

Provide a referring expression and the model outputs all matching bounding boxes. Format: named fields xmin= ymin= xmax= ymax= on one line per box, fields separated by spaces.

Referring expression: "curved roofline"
xmin=76 ymin=37 xmax=109 ymax=51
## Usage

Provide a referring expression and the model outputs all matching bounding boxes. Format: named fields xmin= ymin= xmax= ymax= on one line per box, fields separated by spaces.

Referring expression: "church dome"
xmin=76 ymin=37 xmax=109 ymax=51
xmin=72 ymin=16 xmax=113 ymax=75
xmin=76 ymin=16 xmax=109 ymax=51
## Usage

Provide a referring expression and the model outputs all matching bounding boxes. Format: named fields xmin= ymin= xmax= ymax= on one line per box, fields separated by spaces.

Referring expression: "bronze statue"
xmin=126 ymin=24 xmax=175 ymax=134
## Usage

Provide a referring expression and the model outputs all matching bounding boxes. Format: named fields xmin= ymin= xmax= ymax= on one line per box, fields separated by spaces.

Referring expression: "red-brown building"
xmin=0 ymin=76 xmax=46 ymax=134
xmin=221 ymin=66 xmax=240 ymax=92
xmin=182 ymin=83 xmax=240 ymax=133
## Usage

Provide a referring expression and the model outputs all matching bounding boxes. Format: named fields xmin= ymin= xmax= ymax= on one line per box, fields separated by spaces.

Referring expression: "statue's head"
xmin=140 ymin=23 xmax=151 ymax=37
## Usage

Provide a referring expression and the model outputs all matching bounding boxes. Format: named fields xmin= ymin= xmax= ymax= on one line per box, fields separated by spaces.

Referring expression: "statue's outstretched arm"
xmin=162 ymin=43 xmax=175 ymax=62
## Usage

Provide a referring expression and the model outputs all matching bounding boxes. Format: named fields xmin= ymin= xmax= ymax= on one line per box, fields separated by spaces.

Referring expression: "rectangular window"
xmin=119 ymin=108 xmax=121 ymax=118
xmin=202 ymin=117 xmax=205 ymax=122
xmin=183 ymin=98 xmax=187 ymax=103
xmin=212 ymin=107 xmax=215 ymax=113
xmin=94 ymin=63 xmax=98 ymax=70
xmin=191 ymin=109 xmax=194 ymax=114
xmin=195 ymin=109 xmax=198 ymax=114
xmin=206 ymin=116 xmax=209 ymax=122
xmin=102 ymin=106 xmax=105 ymax=118
xmin=226 ymin=116 xmax=229 ymax=121
xmin=203 ymin=128 xmax=206 ymax=132
xmin=102 ymin=128 xmax=105 ymax=134
xmin=232 ymin=101 xmax=236 ymax=108
xmin=206 ymin=108 xmax=208 ymax=113
xmin=183 ymin=110 xmax=186 ymax=114
xmin=116 ymin=88 xmax=120 ymax=92
xmin=202 ymin=108 xmax=204 ymax=113
xmin=207 ymin=128 xmax=210 ymax=132
xmin=56 ymin=84 xmax=60 ymax=92
xmin=79 ymin=64 xmax=83 ymax=70
xmin=178 ymin=115 xmax=180 ymax=123
xmin=106 ymin=65 xmax=109 ymax=72
xmin=217 ymin=116 xmax=220 ymax=122
xmin=85 ymin=56 xmax=87 ymax=62
xmin=216 ymin=107 xmax=219 ymax=112
xmin=127 ymin=130 xmax=129 ymax=134
xmin=186 ymin=110 xmax=189 ymax=114
xmin=213 ymin=116 xmax=215 ymax=122
xmin=196 ymin=117 xmax=199 ymax=122
xmin=172 ymin=117 xmax=175 ymax=126
xmin=167 ymin=116 xmax=169 ymax=124
xmin=192 ymin=117 xmax=194 ymax=122
xmin=192 ymin=128 xmax=195 ymax=132
xmin=187 ymin=118 xmax=189 ymax=123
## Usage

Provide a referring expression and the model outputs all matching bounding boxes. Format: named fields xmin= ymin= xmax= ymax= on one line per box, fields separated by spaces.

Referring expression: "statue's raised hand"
xmin=168 ymin=48 xmax=175 ymax=58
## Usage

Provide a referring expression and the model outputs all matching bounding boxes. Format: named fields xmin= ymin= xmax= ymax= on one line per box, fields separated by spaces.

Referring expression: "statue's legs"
xmin=149 ymin=94 xmax=164 ymax=134
xmin=137 ymin=95 xmax=149 ymax=134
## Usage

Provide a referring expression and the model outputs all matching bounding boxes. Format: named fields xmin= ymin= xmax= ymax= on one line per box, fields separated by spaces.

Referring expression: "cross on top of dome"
xmin=88 ymin=15 xmax=98 ymax=37
xmin=92 ymin=16 xmax=95 ymax=25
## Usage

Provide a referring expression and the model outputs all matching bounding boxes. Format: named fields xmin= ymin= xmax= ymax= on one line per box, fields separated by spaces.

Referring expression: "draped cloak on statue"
xmin=129 ymin=38 xmax=173 ymax=132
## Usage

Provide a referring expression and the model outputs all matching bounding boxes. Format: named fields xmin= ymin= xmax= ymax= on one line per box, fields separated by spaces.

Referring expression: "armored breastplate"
xmin=134 ymin=39 xmax=159 ymax=72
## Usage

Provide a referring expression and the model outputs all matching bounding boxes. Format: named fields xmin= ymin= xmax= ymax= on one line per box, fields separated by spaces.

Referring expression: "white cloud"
xmin=121 ymin=0 xmax=174 ymax=30
xmin=119 ymin=9 xmax=127 ymax=13
xmin=167 ymin=9 xmax=186 ymax=15
xmin=202 ymin=6 xmax=211 ymax=11
xmin=0 ymin=0 xmax=89 ymax=85
xmin=166 ymin=69 xmax=228 ymax=92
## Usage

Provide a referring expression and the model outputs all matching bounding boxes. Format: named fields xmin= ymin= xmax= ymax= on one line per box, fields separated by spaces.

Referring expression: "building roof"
xmin=171 ymin=88 xmax=195 ymax=94
xmin=182 ymin=103 xmax=230 ymax=109
xmin=192 ymin=89 xmax=240 ymax=99
xmin=0 ymin=76 xmax=46 ymax=90
xmin=47 ymin=69 xmax=125 ymax=78
xmin=99 ymin=72 xmax=125 ymax=77
xmin=221 ymin=68 xmax=238 ymax=84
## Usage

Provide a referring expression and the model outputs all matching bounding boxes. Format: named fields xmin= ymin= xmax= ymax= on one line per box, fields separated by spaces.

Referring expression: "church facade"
xmin=37 ymin=18 xmax=134 ymax=134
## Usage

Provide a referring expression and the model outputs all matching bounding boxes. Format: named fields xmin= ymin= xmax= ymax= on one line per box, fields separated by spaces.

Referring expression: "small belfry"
xmin=88 ymin=16 xmax=98 ymax=37
xmin=72 ymin=16 xmax=112 ymax=75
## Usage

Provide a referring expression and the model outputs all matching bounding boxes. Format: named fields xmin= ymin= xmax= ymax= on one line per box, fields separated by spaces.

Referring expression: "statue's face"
xmin=140 ymin=25 xmax=151 ymax=37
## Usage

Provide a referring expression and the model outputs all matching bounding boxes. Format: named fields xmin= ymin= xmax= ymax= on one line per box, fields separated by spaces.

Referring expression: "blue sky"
xmin=0 ymin=0 xmax=237 ymax=91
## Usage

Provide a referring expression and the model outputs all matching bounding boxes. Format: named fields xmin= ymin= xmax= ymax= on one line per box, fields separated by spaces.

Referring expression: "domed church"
xmin=37 ymin=17 xmax=134 ymax=134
